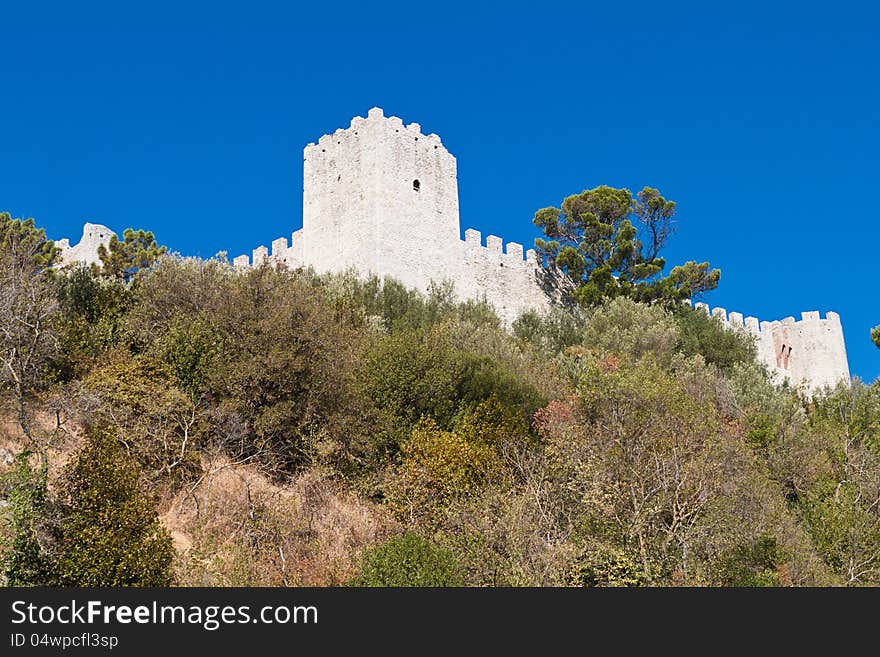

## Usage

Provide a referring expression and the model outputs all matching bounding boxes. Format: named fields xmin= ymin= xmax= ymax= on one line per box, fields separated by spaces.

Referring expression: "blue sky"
xmin=2 ymin=1 xmax=878 ymax=382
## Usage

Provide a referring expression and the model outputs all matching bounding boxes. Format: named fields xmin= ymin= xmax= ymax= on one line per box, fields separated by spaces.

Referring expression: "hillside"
xmin=2 ymin=216 xmax=880 ymax=587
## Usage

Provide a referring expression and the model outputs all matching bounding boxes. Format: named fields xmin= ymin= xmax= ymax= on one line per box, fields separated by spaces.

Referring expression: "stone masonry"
xmin=691 ymin=302 xmax=850 ymax=394
xmin=56 ymin=222 xmax=116 ymax=267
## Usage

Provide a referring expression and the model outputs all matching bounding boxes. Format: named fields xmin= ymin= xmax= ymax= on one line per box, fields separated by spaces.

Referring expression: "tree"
xmin=530 ymin=352 xmax=833 ymax=585
xmin=0 ymin=212 xmax=59 ymax=267
xmin=96 ymin=228 xmax=166 ymax=282
xmin=533 ymin=186 xmax=720 ymax=305
xmin=0 ymin=214 xmax=60 ymax=458
xmin=83 ymin=356 xmax=203 ymax=491
xmin=52 ymin=265 xmax=132 ymax=382
xmin=383 ymin=398 xmax=521 ymax=527
xmin=670 ymin=303 xmax=756 ymax=371
xmin=872 ymin=325 xmax=880 ymax=349
xmin=804 ymin=382 xmax=880 ymax=584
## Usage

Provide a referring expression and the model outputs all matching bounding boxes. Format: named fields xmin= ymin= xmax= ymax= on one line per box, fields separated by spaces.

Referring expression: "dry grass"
xmin=0 ymin=404 xmax=84 ymax=486
xmin=3 ymin=402 xmax=395 ymax=587
xmin=164 ymin=455 xmax=396 ymax=586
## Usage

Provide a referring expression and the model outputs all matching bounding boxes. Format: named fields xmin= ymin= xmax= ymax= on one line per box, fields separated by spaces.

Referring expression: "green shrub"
xmin=351 ymin=533 xmax=462 ymax=586
xmin=357 ymin=324 xmax=544 ymax=444
xmin=512 ymin=306 xmax=585 ymax=355
xmin=84 ymin=356 xmax=203 ymax=489
xmin=1 ymin=454 xmax=55 ymax=586
xmin=581 ymin=297 xmax=679 ymax=362
xmin=52 ymin=266 xmax=130 ymax=379
xmin=54 ymin=431 xmax=174 ymax=586
xmin=719 ymin=536 xmax=788 ymax=587
xmin=670 ymin=304 xmax=757 ymax=371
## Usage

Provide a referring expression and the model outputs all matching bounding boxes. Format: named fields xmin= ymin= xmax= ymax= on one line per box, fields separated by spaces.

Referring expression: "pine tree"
xmin=96 ymin=228 xmax=166 ymax=282
xmin=533 ymin=186 xmax=719 ymax=305
xmin=0 ymin=212 xmax=59 ymax=268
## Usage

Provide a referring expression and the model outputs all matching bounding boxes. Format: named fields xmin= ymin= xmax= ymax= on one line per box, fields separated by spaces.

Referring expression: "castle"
xmin=56 ymin=107 xmax=851 ymax=394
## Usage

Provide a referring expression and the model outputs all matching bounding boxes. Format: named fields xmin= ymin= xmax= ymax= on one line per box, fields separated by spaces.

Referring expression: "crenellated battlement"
xmin=218 ymin=106 xmax=851 ymax=392
xmin=233 ymin=229 xmax=305 ymax=270
xmin=688 ymin=300 xmax=849 ymax=394
xmin=690 ymin=302 xmax=841 ymax=335
xmin=462 ymin=228 xmax=539 ymax=269
xmin=304 ymin=107 xmax=446 ymax=160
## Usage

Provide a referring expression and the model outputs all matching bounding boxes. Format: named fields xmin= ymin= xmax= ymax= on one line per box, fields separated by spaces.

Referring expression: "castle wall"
xmin=692 ymin=303 xmax=850 ymax=395
xmin=456 ymin=229 xmax=551 ymax=324
xmin=226 ymin=107 xmax=546 ymax=324
xmin=302 ymin=113 xmax=381 ymax=276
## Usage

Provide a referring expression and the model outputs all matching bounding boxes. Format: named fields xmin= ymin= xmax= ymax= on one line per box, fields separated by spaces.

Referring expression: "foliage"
xmin=384 ymin=398 xmax=526 ymax=527
xmin=0 ymin=212 xmax=59 ymax=267
xmin=83 ymin=356 xmax=203 ymax=490
xmin=718 ymin=536 xmax=789 ymax=587
xmin=872 ymin=325 xmax=880 ymax=349
xmin=54 ymin=431 xmax=174 ymax=586
xmin=801 ymin=382 xmax=880 ymax=584
xmin=0 ymin=215 xmax=61 ymax=451
xmin=96 ymin=228 xmax=166 ymax=282
xmin=670 ymin=304 xmax=757 ymax=371
xmin=580 ymin=297 xmax=679 ymax=362
xmin=201 ymin=267 xmax=370 ymax=475
xmin=2 ymin=213 xmax=876 ymax=588
xmin=0 ymin=221 xmax=60 ymax=395
xmin=351 ymin=533 xmax=462 ymax=586
xmin=52 ymin=266 xmax=130 ymax=380
xmin=534 ymin=354 xmax=832 ymax=585
xmin=533 ymin=186 xmax=719 ymax=305
xmin=161 ymin=317 xmax=219 ymax=396
xmin=512 ymin=306 xmax=586 ymax=355
xmin=356 ymin=323 xmax=544 ymax=453
xmin=544 ymin=298 xmax=755 ymax=376
xmin=567 ymin=543 xmax=648 ymax=587
xmin=324 ymin=272 xmax=499 ymax=333
xmin=1 ymin=454 xmax=55 ymax=585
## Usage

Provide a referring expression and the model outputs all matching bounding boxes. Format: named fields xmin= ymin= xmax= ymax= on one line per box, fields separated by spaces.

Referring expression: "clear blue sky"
xmin=2 ymin=1 xmax=878 ymax=382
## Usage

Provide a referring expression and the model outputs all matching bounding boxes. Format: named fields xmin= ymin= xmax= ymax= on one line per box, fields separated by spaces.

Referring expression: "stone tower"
xmin=693 ymin=303 xmax=850 ymax=395
xmin=301 ymin=107 xmax=461 ymax=291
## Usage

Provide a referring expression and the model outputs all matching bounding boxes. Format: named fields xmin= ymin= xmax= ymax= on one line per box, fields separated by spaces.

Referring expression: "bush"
xmin=0 ymin=454 xmax=55 ymax=586
xmin=351 ymin=533 xmax=462 ymax=586
xmin=719 ymin=536 xmax=788 ymax=587
xmin=84 ymin=356 xmax=203 ymax=490
xmin=383 ymin=398 xmax=525 ymax=526
xmin=512 ymin=306 xmax=585 ymax=355
xmin=52 ymin=265 xmax=130 ymax=380
xmin=54 ymin=431 xmax=174 ymax=586
xmin=324 ymin=272 xmax=499 ymax=334
xmin=203 ymin=267 xmax=369 ymax=475
xmin=581 ymin=298 xmax=679 ymax=362
xmin=670 ymin=304 xmax=757 ymax=371
xmin=567 ymin=543 xmax=648 ymax=587
xmin=357 ymin=324 xmax=544 ymax=445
